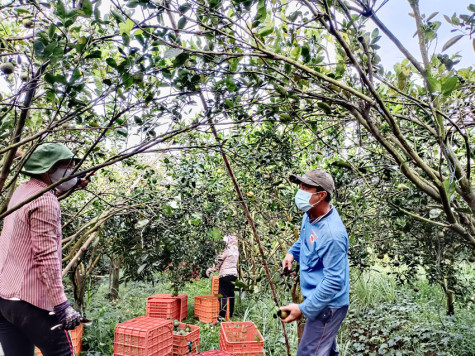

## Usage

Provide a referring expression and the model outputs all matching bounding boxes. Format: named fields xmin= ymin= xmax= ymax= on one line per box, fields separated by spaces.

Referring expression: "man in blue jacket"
xmin=281 ymin=169 xmax=349 ymax=356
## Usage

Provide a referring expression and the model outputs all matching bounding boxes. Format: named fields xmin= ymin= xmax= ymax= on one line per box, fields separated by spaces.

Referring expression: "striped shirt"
xmin=0 ymin=178 xmax=67 ymax=311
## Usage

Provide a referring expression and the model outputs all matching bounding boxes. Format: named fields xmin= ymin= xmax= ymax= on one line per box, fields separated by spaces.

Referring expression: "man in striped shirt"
xmin=0 ymin=143 xmax=87 ymax=356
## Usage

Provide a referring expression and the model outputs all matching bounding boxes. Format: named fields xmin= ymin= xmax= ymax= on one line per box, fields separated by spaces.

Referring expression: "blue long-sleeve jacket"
xmin=288 ymin=208 xmax=349 ymax=320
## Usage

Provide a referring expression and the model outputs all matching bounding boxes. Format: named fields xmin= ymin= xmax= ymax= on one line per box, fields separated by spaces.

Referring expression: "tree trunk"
xmin=446 ymin=288 xmax=454 ymax=316
xmin=109 ymin=256 xmax=120 ymax=301
xmin=73 ymin=263 xmax=87 ymax=313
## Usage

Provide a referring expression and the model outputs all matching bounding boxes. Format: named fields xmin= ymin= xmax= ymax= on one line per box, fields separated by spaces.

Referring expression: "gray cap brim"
xmin=289 ymin=174 xmax=319 ymax=187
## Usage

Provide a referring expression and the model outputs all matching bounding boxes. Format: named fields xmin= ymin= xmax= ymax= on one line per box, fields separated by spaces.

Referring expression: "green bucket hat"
xmin=23 ymin=143 xmax=81 ymax=175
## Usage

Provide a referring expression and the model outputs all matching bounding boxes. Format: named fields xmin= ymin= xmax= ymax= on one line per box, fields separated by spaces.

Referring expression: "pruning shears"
xmin=49 ymin=312 xmax=93 ymax=330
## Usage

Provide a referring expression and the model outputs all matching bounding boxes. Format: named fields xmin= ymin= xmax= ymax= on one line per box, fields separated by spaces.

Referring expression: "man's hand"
xmin=280 ymin=303 xmax=302 ymax=323
xmin=53 ymin=301 xmax=82 ymax=330
xmin=205 ymin=268 xmax=212 ymax=278
xmin=282 ymin=253 xmax=294 ymax=272
xmin=76 ymin=177 xmax=90 ymax=189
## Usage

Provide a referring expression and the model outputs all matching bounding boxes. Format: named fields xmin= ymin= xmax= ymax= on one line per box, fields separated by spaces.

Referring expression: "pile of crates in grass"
xmin=114 ymin=277 xmax=264 ymax=355
xmin=36 ymin=324 xmax=83 ymax=356
xmin=115 ymin=292 xmax=200 ymax=356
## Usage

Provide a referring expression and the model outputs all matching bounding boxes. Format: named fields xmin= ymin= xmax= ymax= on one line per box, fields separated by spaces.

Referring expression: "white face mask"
xmin=295 ymin=189 xmax=322 ymax=212
xmin=49 ymin=167 xmax=77 ymax=194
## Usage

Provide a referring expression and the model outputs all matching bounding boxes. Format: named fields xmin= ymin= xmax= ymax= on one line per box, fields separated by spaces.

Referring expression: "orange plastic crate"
xmin=147 ymin=294 xmax=188 ymax=321
xmin=194 ymin=295 xmax=220 ymax=323
xmin=190 ymin=351 xmax=231 ymax=355
xmin=219 ymin=322 xmax=264 ymax=356
xmin=146 ymin=298 xmax=180 ymax=320
xmin=114 ymin=316 xmax=173 ymax=356
xmin=211 ymin=276 xmax=220 ymax=296
xmin=173 ymin=322 xmax=200 ymax=355
xmin=36 ymin=324 xmax=83 ymax=356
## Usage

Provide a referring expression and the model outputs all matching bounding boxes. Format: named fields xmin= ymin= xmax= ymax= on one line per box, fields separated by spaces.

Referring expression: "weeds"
xmin=81 ymin=269 xmax=475 ymax=356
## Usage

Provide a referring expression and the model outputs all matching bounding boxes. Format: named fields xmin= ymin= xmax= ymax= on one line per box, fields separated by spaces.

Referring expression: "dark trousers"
xmin=0 ymin=298 xmax=75 ymax=356
xmin=218 ymin=275 xmax=237 ymax=319
xmin=297 ymin=305 xmax=348 ymax=356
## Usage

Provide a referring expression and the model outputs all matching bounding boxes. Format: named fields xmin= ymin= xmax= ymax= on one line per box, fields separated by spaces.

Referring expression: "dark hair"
xmin=316 ymin=186 xmax=331 ymax=202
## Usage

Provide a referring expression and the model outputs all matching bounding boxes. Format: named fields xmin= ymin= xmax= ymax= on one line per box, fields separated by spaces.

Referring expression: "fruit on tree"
xmin=22 ymin=19 xmax=34 ymax=28
xmin=0 ymin=63 xmax=15 ymax=75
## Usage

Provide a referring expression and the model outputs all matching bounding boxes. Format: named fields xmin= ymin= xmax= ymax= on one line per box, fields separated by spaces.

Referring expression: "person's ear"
xmin=318 ymin=191 xmax=327 ymax=201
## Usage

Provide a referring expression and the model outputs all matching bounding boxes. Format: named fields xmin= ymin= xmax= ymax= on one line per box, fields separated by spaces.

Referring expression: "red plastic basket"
xmin=219 ymin=322 xmax=264 ymax=356
xmin=114 ymin=316 xmax=173 ymax=356
xmin=189 ymin=351 xmax=231 ymax=355
xmin=147 ymin=294 xmax=188 ymax=321
xmin=146 ymin=298 xmax=180 ymax=320
xmin=211 ymin=276 xmax=220 ymax=296
xmin=36 ymin=324 xmax=83 ymax=356
xmin=194 ymin=295 xmax=220 ymax=323
xmin=173 ymin=322 xmax=200 ymax=355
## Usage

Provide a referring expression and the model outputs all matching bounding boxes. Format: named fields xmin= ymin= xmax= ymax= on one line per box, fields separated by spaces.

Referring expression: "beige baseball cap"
xmin=289 ymin=169 xmax=335 ymax=194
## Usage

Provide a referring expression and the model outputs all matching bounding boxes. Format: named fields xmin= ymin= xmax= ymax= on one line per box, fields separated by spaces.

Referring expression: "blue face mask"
xmin=295 ymin=189 xmax=318 ymax=212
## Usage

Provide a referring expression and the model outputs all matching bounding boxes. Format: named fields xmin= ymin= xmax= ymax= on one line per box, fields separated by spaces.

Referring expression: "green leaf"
xmin=258 ymin=26 xmax=273 ymax=37
xmin=44 ymin=73 xmax=56 ymax=84
xmin=126 ymin=0 xmax=140 ymax=8
xmin=44 ymin=41 xmax=59 ymax=58
xmin=317 ymin=102 xmax=331 ymax=115
xmin=172 ymin=52 xmax=189 ymax=67
xmin=177 ymin=17 xmax=187 ymax=30
xmin=48 ymin=24 xmax=56 ymax=39
xmin=122 ymin=33 xmax=130 ymax=46
xmin=256 ymin=0 xmax=266 ymax=22
xmin=137 ymin=263 xmax=147 ymax=274
xmin=427 ymin=12 xmax=439 ymax=21
xmin=290 ymin=45 xmax=301 ymax=60
xmin=56 ymin=0 xmax=67 ymax=18
xmin=106 ymin=58 xmax=118 ymax=69
xmin=33 ymin=39 xmax=45 ymax=58
xmin=224 ymin=99 xmax=234 ymax=108
xmin=443 ymin=178 xmax=456 ymax=201
xmin=427 ymin=76 xmax=441 ymax=92
xmin=117 ymin=128 xmax=128 ymax=137
xmin=178 ymin=3 xmax=191 ymax=13
xmin=82 ymin=0 xmax=92 ymax=17
xmin=119 ymin=18 xmax=134 ymax=35
xmin=442 ymin=34 xmax=464 ymax=52
xmin=163 ymin=48 xmax=183 ymax=58
xmin=85 ymin=50 xmax=102 ymax=59
xmin=274 ymin=84 xmax=287 ymax=97
xmin=442 ymin=76 xmax=458 ymax=96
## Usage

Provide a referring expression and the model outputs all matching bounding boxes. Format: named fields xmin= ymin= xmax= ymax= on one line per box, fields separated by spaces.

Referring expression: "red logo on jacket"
xmin=308 ymin=230 xmax=318 ymax=244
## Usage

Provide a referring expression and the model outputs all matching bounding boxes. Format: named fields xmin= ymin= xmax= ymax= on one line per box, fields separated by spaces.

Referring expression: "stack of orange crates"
xmin=173 ymin=322 xmax=200 ymax=355
xmin=147 ymin=294 xmax=188 ymax=321
xmin=114 ymin=316 xmax=173 ymax=356
xmin=211 ymin=276 xmax=220 ymax=296
xmin=219 ymin=322 xmax=264 ymax=355
xmin=194 ymin=295 xmax=220 ymax=323
xmin=36 ymin=324 xmax=83 ymax=356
